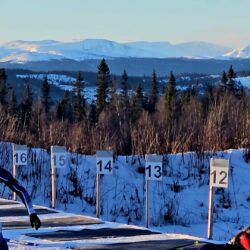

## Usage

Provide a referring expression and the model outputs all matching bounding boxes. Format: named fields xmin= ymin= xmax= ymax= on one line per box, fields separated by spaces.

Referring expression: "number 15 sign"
xmin=209 ymin=158 xmax=229 ymax=188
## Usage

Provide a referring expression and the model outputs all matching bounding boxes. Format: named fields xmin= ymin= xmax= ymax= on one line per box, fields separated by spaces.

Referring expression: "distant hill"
xmin=2 ymin=58 xmax=250 ymax=77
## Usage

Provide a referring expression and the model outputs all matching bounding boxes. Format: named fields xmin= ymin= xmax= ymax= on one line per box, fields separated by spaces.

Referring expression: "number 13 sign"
xmin=210 ymin=158 xmax=229 ymax=188
xmin=145 ymin=154 xmax=163 ymax=181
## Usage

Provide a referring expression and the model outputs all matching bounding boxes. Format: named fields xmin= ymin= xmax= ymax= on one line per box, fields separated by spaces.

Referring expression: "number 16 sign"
xmin=13 ymin=144 xmax=28 ymax=166
xmin=209 ymin=158 xmax=229 ymax=188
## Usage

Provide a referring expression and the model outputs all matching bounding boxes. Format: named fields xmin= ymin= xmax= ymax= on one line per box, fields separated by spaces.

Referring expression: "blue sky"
xmin=1 ymin=0 xmax=250 ymax=47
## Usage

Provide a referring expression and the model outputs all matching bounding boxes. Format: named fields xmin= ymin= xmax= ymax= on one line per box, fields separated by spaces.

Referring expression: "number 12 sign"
xmin=145 ymin=154 xmax=163 ymax=181
xmin=210 ymin=158 xmax=229 ymax=188
xmin=96 ymin=150 xmax=113 ymax=174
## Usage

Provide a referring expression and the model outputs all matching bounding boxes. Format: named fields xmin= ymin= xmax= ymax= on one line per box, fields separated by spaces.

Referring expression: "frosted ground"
xmin=0 ymin=141 xmax=249 ymax=248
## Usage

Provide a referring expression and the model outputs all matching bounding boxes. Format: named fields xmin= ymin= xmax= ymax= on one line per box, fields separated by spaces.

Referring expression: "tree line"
xmin=0 ymin=60 xmax=249 ymax=156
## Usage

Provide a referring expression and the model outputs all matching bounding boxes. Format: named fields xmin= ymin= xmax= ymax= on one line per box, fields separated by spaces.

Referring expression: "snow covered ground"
xmin=0 ymin=141 xmax=249 ymax=248
xmin=16 ymin=74 xmax=97 ymax=102
xmin=1 ymin=199 xmax=221 ymax=250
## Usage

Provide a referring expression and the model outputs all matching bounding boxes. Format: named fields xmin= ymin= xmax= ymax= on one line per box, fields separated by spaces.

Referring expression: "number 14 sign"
xmin=210 ymin=158 xmax=229 ymax=188
xmin=96 ymin=150 xmax=113 ymax=174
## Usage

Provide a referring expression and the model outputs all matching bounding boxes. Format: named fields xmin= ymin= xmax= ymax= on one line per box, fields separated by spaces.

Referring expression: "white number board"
xmin=210 ymin=158 xmax=229 ymax=188
xmin=96 ymin=150 xmax=113 ymax=174
xmin=51 ymin=146 xmax=67 ymax=168
xmin=13 ymin=144 xmax=28 ymax=166
xmin=145 ymin=154 xmax=163 ymax=181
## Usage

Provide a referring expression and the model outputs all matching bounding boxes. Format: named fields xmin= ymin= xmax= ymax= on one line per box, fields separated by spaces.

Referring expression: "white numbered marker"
xmin=13 ymin=144 xmax=27 ymax=165
xmin=51 ymin=146 xmax=67 ymax=168
xmin=145 ymin=155 xmax=163 ymax=181
xmin=210 ymin=158 xmax=229 ymax=188
xmin=96 ymin=150 xmax=113 ymax=174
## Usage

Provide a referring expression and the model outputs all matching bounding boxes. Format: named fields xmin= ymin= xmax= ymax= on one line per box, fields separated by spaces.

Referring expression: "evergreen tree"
xmin=119 ymin=70 xmax=130 ymax=111
xmin=57 ymin=90 xmax=73 ymax=122
xmin=19 ymin=80 xmax=33 ymax=129
xmin=220 ymin=66 xmax=242 ymax=96
xmin=148 ymin=70 xmax=158 ymax=113
xmin=41 ymin=76 xmax=51 ymax=114
xmin=109 ymin=77 xmax=118 ymax=109
xmin=88 ymin=100 xmax=97 ymax=126
xmin=164 ymin=71 xmax=177 ymax=119
xmin=7 ymin=85 xmax=17 ymax=116
xmin=133 ymin=84 xmax=144 ymax=107
xmin=0 ymin=68 xmax=7 ymax=105
xmin=73 ymin=72 xmax=85 ymax=122
xmin=120 ymin=70 xmax=128 ymax=100
xmin=96 ymin=59 xmax=110 ymax=115
xmin=131 ymin=84 xmax=145 ymax=121
xmin=227 ymin=65 xmax=236 ymax=79
xmin=221 ymin=71 xmax=228 ymax=85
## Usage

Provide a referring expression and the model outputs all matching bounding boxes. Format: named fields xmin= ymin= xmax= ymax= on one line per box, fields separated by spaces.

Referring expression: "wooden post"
xmin=146 ymin=179 xmax=150 ymax=228
xmin=51 ymin=146 xmax=56 ymax=209
xmin=96 ymin=173 xmax=100 ymax=218
xmin=12 ymin=144 xmax=17 ymax=201
xmin=51 ymin=164 xmax=56 ymax=209
xmin=207 ymin=185 xmax=214 ymax=239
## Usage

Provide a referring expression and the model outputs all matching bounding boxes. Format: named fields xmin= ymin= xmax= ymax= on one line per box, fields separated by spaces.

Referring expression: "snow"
xmin=16 ymin=74 xmax=97 ymax=102
xmin=235 ymin=76 xmax=250 ymax=88
xmin=0 ymin=39 xmax=233 ymax=62
xmin=0 ymin=141 xmax=250 ymax=248
xmin=224 ymin=46 xmax=250 ymax=58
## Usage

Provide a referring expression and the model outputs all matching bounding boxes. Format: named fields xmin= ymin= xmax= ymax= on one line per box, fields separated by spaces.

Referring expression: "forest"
xmin=0 ymin=59 xmax=249 ymax=158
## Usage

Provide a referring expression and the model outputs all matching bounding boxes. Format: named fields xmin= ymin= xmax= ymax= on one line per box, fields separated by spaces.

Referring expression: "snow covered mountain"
xmin=0 ymin=39 xmax=233 ymax=62
xmin=224 ymin=45 xmax=250 ymax=58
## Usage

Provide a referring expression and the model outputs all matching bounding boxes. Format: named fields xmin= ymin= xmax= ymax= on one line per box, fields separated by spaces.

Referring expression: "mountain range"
xmin=1 ymin=39 xmax=249 ymax=63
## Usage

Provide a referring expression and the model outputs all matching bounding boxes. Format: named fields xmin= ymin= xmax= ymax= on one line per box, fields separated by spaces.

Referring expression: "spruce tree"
xmin=133 ymin=84 xmax=144 ymax=107
xmin=227 ymin=65 xmax=236 ymax=79
xmin=20 ymin=80 xmax=33 ymax=129
xmin=0 ymin=68 xmax=7 ymax=105
xmin=221 ymin=71 xmax=228 ymax=85
xmin=88 ymin=100 xmax=97 ymax=126
xmin=7 ymin=85 xmax=17 ymax=116
xmin=120 ymin=70 xmax=128 ymax=100
xmin=73 ymin=72 xmax=85 ymax=122
xmin=41 ymin=76 xmax=51 ymax=114
xmin=164 ymin=71 xmax=177 ymax=117
xmin=96 ymin=58 xmax=110 ymax=115
xmin=131 ymin=83 xmax=145 ymax=121
xmin=109 ymin=76 xmax=118 ymax=109
xmin=148 ymin=70 xmax=158 ymax=113
xmin=119 ymin=70 xmax=130 ymax=112
xmin=57 ymin=90 xmax=73 ymax=122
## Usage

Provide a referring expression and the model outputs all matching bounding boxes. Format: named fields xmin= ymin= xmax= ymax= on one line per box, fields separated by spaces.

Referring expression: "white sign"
xmin=51 ymin=146 xmax=67 ymax=168
xmin=145 ymin=154 xmax=163 ymax=181
xmin=96 ymin=150 xmax=113 ymax=174
xmin=210 ymin=158 xmax=229 ymax=188
xmin=13 ymin=144 xmax=28 ymax=165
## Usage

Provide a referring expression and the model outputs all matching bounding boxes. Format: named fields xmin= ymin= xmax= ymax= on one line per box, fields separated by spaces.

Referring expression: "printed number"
xmin=211 ymin=170 xmax=227 ymax=185
xmin=97 ymin=160 xmax=112 ymax=172
xmin=14 ymin=152 xmax=27 ymax=164
xmin=146 ymin=165 xmax=162 ymax=179
xmin=54 ymin=155 xmax=66 ymax=167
